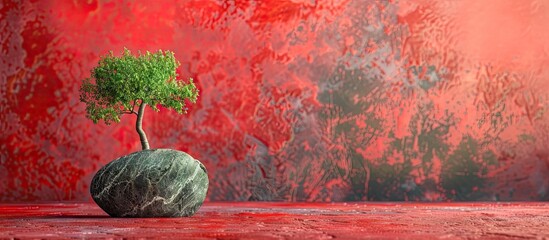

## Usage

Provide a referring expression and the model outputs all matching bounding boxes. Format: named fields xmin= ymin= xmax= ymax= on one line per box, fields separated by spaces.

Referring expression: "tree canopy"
xmin=80 ymin=49 xmax=199 ymax=125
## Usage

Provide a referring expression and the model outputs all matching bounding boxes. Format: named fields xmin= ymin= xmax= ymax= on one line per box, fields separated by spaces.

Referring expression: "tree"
xmin=79 ymin=49 xmax=199 ymax=150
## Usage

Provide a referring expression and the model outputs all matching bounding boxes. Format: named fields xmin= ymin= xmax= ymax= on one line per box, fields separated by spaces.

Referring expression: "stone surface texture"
xmin=90 ymin=149 xmax=208 ymax=217
xmin=1 ymin=203 xmax=548 ymax=239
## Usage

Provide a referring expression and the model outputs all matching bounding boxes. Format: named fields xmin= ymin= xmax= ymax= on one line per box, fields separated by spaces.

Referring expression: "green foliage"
xmin=80 ymin=48 xmax=198 ymax=124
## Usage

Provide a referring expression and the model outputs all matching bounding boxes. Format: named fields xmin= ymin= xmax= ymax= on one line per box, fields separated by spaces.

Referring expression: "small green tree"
xmin=79 ymin=49 xmax=199 ymax=150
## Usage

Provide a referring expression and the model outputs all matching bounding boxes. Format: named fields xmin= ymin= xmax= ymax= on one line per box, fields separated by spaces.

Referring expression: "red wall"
xmin=1 ymin=0 xmax=549 ymax=202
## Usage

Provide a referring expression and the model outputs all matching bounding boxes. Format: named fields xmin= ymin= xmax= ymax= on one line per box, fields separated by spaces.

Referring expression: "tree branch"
xmin=121 ymin=110 xmax=138 ymax=115
xmin=119 ymin=101 xmax=140 ymax=115
xmin=131 ymin=100 xmax=137 ymax=112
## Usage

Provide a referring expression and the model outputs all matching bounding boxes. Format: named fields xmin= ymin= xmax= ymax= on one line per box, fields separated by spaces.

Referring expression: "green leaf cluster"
xmin=80 ymin=48 xmax=199 ymax=124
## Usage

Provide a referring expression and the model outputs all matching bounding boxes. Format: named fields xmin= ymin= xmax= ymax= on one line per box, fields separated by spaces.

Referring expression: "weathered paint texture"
xmin=1 ymin=0 xmax=549 ymax=202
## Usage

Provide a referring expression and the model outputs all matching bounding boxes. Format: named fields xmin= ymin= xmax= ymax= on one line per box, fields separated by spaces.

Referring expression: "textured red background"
xmin=1 ymin=0 xmax=549 ymax=202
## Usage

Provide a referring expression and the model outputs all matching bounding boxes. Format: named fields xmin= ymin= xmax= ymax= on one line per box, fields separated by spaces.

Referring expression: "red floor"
xmin=0 ymin=202 xmax=548 ymax=239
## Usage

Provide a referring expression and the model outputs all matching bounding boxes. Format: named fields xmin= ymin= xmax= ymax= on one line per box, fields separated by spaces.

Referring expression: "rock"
xmin=90 ymin=149 xmax=209 ymax=217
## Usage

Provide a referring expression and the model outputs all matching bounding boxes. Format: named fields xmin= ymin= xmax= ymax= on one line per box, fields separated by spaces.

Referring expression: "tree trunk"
xmin=136 ymin=101 xmax=150 ymax=150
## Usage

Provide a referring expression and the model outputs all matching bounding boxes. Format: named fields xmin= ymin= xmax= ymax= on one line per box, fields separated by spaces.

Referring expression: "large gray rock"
xmin=90 ymin=149 xmax=209 ymax=217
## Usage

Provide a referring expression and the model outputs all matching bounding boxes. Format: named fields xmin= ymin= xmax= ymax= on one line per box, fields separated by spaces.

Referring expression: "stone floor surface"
xmin=0 ymin=202 xmax=548 ymax=239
